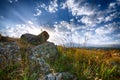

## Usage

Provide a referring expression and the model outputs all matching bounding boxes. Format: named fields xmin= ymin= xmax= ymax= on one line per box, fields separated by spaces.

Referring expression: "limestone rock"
xmin=21 ymin=31 xmax=49 ymax=45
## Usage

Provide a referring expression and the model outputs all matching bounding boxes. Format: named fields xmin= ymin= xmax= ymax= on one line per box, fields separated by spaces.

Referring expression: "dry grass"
xmin=50 ymin=46 xmax=120 ymax=80
xmin=0 ymin=36 xmax=120 ymax=80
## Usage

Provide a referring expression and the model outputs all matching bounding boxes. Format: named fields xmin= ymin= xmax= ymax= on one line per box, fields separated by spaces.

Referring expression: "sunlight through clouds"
xmin=1 ymin=21 xmax=42 ymax=38
xmin=0 ymin=0 xmax=120 ymax=47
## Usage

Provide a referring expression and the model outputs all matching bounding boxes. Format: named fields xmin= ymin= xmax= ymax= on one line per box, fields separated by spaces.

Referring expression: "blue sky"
xmin=0 ymin=0 xmax=120 ymax=47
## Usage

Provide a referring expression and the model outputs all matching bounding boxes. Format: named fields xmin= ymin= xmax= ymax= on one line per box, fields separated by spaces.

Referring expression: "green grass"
xmin=47 ymin=46 xmax=120 ymax=80
xmin=0 ymin=38 xmax=120 ymax=80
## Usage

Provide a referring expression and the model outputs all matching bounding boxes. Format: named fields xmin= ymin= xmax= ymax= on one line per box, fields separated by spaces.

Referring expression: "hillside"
xmin=0 ymin=32 xmax=120 ymax=80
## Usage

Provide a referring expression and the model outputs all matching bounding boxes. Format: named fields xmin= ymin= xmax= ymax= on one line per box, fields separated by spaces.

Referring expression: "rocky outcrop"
xmin=31 ymin=42 xmax=59 ymax=59
xmin=0 ymin=42 xmax=20 ymax=64
xmin=0 ymin=32 xmax=76 ymax=80
xmin=21 ymin=31 xmax=49 ymax=45
xmin=30 ymin=41 xmax=76 ymax=80
xmin=30 ymin=42 xmax=59 ymax=73
xmin=38 ymin=31 xmax=49 ymax=43
xmin=0 ymin=42 xmax=20 ymax=55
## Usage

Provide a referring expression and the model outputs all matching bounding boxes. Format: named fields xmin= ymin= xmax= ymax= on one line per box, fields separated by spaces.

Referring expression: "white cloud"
xmin=2 ymin=0 xmax=120 ymax=46
xmin=34 ymin=9 xmax=42 ymax=16
xmin=34 ymin=0 xmax=118 ymax=28
xmin=54 ymin=21 xmax=71 ymax=32
xmin=53 ymin=21 xmax=79 ymax=44
xmin=80 ymin=16 xmax=96 ymax=27
xmin=105 ymin=16 xmax=112 ymax=22
xmin=61 ymin=0 xmax=108 ymax=27
xmin=8 ymin=0 xmax=13 ymax=3
xmin=36 ymin=0 xmax=58 ymax=13
xmin=114 ymin=34 xmax=120 ymax=38
xmin=65 ymin=0 xmax=94 ymax=16
xmin=53 ymin=21 xmax=96 ymax=45
xmin=85 ymin=32 xmax=117 ymax=46
xmin=48 ymin=0 xmax=58 ymax=13
xmin=27 ymin=20 xmax=33 ymax=25
xmin=104 ymin=12 xmax=118 ymax=22
xmin=1 ymin=20 xmax=119 ymax=46
xmin=0 ymin=21 xmax=43 ymax=38
xmin=8 ymin=0 xmax=18 ymax=3
xmin=95 ymin=22 xmax=118 ymax=35
xmin=80 ymin=12 xmax=106 ymax=27
xmin=60 ymin=2 xmax=67 ymax=9
xmin=109 ymin=2 xmax=116 ymax=9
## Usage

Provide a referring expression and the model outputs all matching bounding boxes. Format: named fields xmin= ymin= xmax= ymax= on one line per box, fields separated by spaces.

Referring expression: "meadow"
xmin=0 ymin=38 xmax=120 ymax=80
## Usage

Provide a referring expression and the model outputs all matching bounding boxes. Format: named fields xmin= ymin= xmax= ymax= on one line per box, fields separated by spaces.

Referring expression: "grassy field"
xmin=51 ymin=46 xmax=120 ymax=80
xmin=0 ymin=38 xmax=120 ymax=80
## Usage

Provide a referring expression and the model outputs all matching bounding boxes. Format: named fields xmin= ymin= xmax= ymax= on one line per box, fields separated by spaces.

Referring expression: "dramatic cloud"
xmin=0 ymin=0 xmax=120 ymax=47
xmin=0 ymin=21 xmax=42 ymax=37
xmin=65 ymin=0 xmax=94 ymax=16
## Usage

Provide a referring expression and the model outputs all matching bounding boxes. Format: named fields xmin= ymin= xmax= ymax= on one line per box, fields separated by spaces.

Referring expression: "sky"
xmin=0 ymin=0 xmax=120 ymax=47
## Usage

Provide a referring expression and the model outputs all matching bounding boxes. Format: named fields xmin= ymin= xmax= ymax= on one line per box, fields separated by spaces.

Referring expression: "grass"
xmin=48 ymin=46 xmax=120 ymax=80
xmin=0 ymin=37 xmax=120 ymax=80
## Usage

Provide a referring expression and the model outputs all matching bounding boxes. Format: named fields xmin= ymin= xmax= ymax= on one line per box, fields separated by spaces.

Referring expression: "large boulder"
xmin=31 ymin=42 xmax=59 ymax=59
xmin=21 ymin=31 xmax=49 ymax=45
xmin=30 ymin=42 xmax=59 ymax=73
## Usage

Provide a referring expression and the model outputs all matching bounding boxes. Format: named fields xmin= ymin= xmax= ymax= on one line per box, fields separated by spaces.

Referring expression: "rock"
xmin=38 ymin=72 xmax=76 ymax=80
xmin=38 ymin=31 xmax=49 ymax=43
xmin=0 ymin=42 xmax=20 ymax=64
xmin=30 ymin=42 xmax=59 ymax=73
xmin=21 ymin=31 xmax=49 ymax=45
xmin=21 ymin=33 xmax=37 ymax=43
xmin=31 ymin=42 xmax=59 ymax=59
xmin=62 ymin=72 xmax=76 ymax=80
xmin=45 ymin=73 xmax=62 ymax=80
xmin=0 ymin=42 xmax=20 ymax=55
